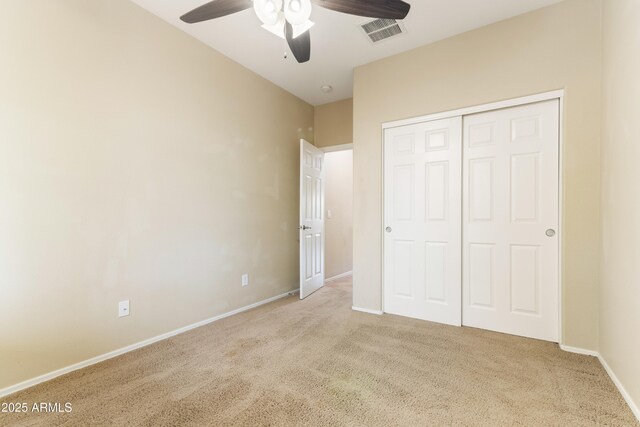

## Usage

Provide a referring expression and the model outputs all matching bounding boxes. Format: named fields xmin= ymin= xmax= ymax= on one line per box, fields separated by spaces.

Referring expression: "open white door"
xmin=299 ymin=139 xmax=325 ymax=299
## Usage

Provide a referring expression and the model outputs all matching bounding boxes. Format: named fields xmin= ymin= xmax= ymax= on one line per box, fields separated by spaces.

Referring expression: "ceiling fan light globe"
xmin=261 ymin=15 xmax=286 ymax=39
xmin=254 ymin=0 xmax=283 ymax=26
xmin=291 ymin=20 xmax=314 ymax=38
xmin=284 ymin=0 xmax=312 ymax=25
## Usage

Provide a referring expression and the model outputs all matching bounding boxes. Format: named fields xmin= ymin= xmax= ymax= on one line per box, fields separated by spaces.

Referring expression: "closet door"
xmin=383 ymin=117 xmax=462 ymax=326
xmin=462 ymin=100 xmax=559 ymax=342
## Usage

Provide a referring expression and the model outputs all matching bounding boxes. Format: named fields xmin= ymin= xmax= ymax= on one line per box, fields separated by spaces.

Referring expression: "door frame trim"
xmin=382 ymin=90 xmax=564 ymax=130
xmin=380 ymin=89 xmax=565 ymax=344
xmin=321 ymin=143 xmax=353 ymax=153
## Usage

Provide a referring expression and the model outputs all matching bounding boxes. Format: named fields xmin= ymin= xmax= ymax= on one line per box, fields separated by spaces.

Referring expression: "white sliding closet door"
xmin=462 ymin=100 xmax=560 ymax=342
xmin=383 ymin=117 xmax=462 ymax=326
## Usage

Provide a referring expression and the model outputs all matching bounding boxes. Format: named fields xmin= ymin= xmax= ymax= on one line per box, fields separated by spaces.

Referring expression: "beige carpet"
xmin=1 ymin=277 xmax=637 ymax=426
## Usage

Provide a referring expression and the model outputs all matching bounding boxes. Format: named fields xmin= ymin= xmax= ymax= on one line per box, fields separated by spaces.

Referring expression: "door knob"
xmin=545 ymin=229 xmax=556 ymax=237
xmin=299 ymin=225 xmax=311 ymax=230
xmin=385 ymin=227 xmax=392 ymax=233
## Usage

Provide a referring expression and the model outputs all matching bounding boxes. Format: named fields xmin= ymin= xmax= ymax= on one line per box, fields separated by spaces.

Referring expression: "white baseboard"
xmin=352 ymin=306 xmax=383 ymax=315
xmin=560 ymin=345 xmax=639 ymax=422
xmin=325 ymin=271 xmax=353 ymax=283
xmin=0 ymin=289 xmax=298 ymax=399
xmin=598 ymin=353 xmax=640 ymax=421
xmin=559 ymin=344 xmax=599 ymax=357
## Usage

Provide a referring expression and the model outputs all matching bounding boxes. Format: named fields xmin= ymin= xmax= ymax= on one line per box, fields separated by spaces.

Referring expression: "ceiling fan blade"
xmin=312 ymin=0 xmax=410 ymax=20
xmin=285 ymin=23 xmax=311 ymax=64
xmin=180 ymin=0 xmax=253 ymax=24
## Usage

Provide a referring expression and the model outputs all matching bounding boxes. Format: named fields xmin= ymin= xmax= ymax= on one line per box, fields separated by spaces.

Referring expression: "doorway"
xmin=299 ymin=142 xmax=353 ymax=299
xmin=323 ymin=147 xmax=353 ymax=282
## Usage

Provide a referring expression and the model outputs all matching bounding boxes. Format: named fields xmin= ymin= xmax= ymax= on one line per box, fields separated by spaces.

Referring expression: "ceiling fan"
xmin=180 ymin=0 xmax=411 ymax=63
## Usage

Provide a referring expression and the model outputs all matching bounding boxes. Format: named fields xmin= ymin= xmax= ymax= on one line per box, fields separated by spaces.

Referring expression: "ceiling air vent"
xmin=360 ymin=18 xmax=406 ymax=43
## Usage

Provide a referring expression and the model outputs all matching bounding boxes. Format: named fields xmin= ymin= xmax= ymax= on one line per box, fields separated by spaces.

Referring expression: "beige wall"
xmin=353 ymin=0 xmax=602 ymax=349
xmin=601 ymin=0 xmax=640 ymax=412
xmin=324 ymin=150 xmax=353 ymax=279
xmin=0 ymin=0 xmax=313 ymax=390
xmin=314 ymin=99 xmax=353 ymax=148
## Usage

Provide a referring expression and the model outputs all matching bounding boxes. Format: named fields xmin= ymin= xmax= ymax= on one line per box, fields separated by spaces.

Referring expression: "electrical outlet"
xmin=242 ymin=274 xmax=249 ymax=287
xmin=118 ymin=300 xmax=130 ymax=318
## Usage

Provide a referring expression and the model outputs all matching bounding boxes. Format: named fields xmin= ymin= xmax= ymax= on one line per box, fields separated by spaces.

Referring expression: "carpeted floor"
xmin=1 ymin=277 xmax=637 ymax=426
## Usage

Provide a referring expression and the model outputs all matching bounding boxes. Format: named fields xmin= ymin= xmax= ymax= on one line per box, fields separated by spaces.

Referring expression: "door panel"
xmin=510 ymin=245 xmax=539 ymax=314
xmin=393 ymin=165 xmax=415 ymax=221
xmin=462 ymin=100 xmax=559 ymax=342
xmin=469 ymin=158 xmax=494 ymax=221
xmin=425 ymin=242 xmax=446 ymax=302
xmin=511 ymin=153 xmax=539 ymax=222
xmin=393 ymin=240 xmax=414 ymax=297
xmin=468 ymin=243 xmax=495 ymax=309
xmin=383 ymin=117 xmax=462 ymax=326
xmin=299 ymin=140 xmax=325 ymax=299
xmin=425 ymin=162 xmax=448 ymax=221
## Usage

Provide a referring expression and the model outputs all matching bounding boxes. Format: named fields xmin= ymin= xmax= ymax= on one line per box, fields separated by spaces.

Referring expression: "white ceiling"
xmin=131 ymin=0 xmax=562 ymax=106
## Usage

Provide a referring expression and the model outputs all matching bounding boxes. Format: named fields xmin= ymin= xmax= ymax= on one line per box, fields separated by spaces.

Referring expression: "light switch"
xmin=327 ymin=209 xmax=332 ymax=219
